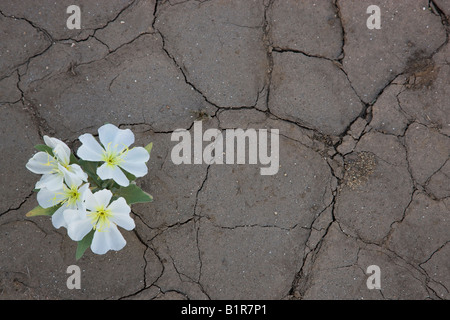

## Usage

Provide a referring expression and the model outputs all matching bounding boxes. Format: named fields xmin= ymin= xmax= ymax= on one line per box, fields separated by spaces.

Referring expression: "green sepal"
xmin=26 ymin=204 xmax=61 ymax=217
xmin=34 ymin=144 xmax=54 ymax=156
xmin=144 ymin=142 xmax=153 ymax=157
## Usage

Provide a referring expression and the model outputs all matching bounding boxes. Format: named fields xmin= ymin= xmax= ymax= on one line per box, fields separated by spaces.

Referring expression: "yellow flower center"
xmin=42 ymin=153 xmax=60 ymax=174
xmin=51 ymin=185 xmax=81 ymax=207
xmin=101 ymin=143 xmax=127 ymax=167
xmin=88 ymin=206 xmax=112 ymax=232
xmin=65 ymin=185 xmax=81 ymax=206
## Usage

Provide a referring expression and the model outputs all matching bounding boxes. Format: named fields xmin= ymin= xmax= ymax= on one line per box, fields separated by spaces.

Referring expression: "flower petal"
xmin=65 ymin=210 xmax=93 ymax=241
xmin=26 ymin=152 xmax=57 ymax=174
xmin=69 ymin=164 xmax=88 ymax=182
xmin=91 ymin=224 xmax=126 ymax=255
xmin=64 ymin=207 xmax=87 ymax=225
xmin=92 ymin=189 xmax=113 ymax=208
xmin=119 ymin=161 xmax=148 ymax=178
xmin=43 ymin=136 xmax=65 ymax=149
xmin=98 ymin=124 xmax=135 ymax=152
xmin=35 ymin=173 xmax=64 ymax=191
xmin=97 ymin=163 xmax=129 ymax=187
xmin=36 ymin=187 xmax=65 ymax=208
xmin=98 ymin=123 xmax=120 ymax=147
xmin=53 ymin=142 xmax=71 ymax=165
xmin=83 ymin=189 xmax=98 ymax=212
xmin=119 ymin=147 xmax=149 ymax=177
xmin=75 ymin=183 xmax=90 ymax=209
xmin=58 ymin=163 xmax=83 ymax=188
xmin=77 ymin=133 xmax=104 ymax=161
xmin=51 ymin=203 xmax=71 ymax=229
xmin=108 ymin=198 xmax=135 ymax=231
xmin=123 ymin=147 xmax=150 ymax=163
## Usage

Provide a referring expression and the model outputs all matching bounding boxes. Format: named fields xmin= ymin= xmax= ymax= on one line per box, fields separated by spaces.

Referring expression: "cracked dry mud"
xmin=0 ymin=0 xmax=449 ymax=300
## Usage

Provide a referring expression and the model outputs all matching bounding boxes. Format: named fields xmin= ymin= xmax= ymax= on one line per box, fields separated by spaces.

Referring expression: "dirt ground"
xmin=0 ymin=0 xmax=449 ymax=299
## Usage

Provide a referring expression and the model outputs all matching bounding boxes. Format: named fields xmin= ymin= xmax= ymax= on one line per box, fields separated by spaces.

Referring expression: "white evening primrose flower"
xmin=64 ymin=189 xmax=135 ymax=255
xmin=77 ymin=124 xmax=149 ymax=187
xmin=26 ymin=136 xmax=87 ymax=190
xmin=36 ymin=171 xmax=89 ymax=229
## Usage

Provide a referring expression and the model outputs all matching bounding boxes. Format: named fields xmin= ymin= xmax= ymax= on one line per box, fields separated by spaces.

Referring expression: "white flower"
xmin=26 ymin=136 xmax=88 ymax=190
xmin=64 ymin=189 xmax=135 ymax=255
xmin=77 ymin=124 xmax=149 ymax=187
xmin=37 ymin=171 xmax=89 ymax=229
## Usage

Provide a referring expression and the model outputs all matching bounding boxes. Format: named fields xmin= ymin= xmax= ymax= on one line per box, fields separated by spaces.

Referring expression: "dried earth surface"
xmin=0 ymin=0 xmax=449 ymax=299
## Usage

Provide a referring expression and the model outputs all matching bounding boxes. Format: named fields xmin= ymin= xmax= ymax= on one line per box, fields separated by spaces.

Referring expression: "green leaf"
xmin=122 ymin=169 xmax=136 ymax=183
xmin=26 ymin=204 xmax=61 ymax=217
xmin=144 ymin=142 xmax=153 ymax=157
xmin=78 ymin=160 xmax=102 ymax=186
xmin=34 ymin=144 xmax=54 ymax=156
xmin=76 ymin=229 xmax=95 ymax=260
xmin=78 ymin=160 xmax=99 ymax=176
xmin=69 ymin=153 xmax=79 ymax=165
xmin=115 ymin=183 xmax=153 ymax=204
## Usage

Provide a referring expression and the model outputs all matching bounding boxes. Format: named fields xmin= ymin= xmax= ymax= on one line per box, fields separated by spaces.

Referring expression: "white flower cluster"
xmin=26 ymin=124 xmax=153 ymax=259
